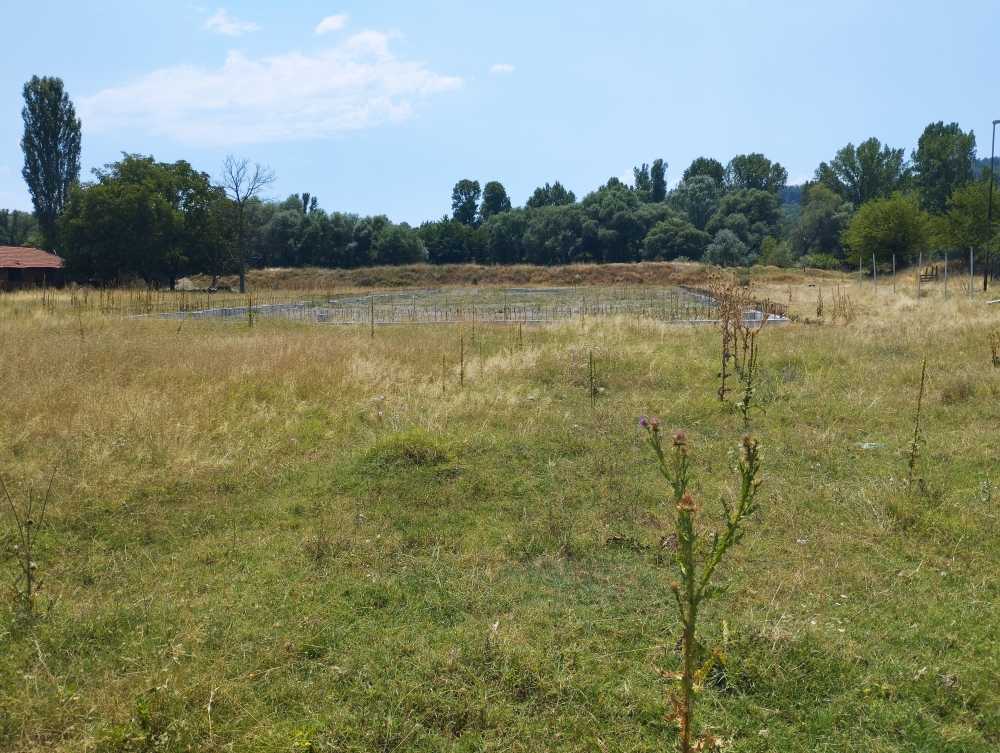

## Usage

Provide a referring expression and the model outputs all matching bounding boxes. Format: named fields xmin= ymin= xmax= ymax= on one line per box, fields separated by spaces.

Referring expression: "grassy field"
xmin=1 ymin=267 xmax=998 ymax=752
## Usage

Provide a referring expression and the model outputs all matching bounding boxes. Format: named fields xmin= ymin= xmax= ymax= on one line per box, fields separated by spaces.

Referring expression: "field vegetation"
xmin=1 ymin=266 xmax=998 ymax=752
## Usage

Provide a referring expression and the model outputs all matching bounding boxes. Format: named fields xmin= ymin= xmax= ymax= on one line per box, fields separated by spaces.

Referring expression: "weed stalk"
xmin=2 ymin=471 xmax=56 ymax=619
xmin=907 ymin=357 xmax=928 ymax=489
xmin=639 ymin=421 xmax=762 ymax=753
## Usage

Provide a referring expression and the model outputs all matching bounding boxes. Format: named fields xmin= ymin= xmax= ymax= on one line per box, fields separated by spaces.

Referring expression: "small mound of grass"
xmin=362 ymin=429 xmax=452 ymax=470
xmin=940 ymin=377 xmax=975 ymax=405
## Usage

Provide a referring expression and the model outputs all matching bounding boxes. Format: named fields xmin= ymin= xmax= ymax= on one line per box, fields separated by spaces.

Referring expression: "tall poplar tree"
xmin=21 ymin=76 xmax=82 ymax=248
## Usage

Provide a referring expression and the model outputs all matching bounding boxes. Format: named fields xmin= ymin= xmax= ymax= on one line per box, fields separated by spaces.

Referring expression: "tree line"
xmin=5 ymin=76 xmax=998 ymax=288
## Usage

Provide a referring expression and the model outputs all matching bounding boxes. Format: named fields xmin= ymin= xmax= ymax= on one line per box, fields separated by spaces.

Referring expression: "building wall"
xmin=0 ymin=268 xmax=65 ymax=290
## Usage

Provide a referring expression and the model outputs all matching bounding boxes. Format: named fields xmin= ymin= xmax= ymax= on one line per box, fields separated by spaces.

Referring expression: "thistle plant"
xmin=831 ymin=286 xmax=856 ymax=324
xmin=639 ymin=420 xmax=763 ymax=752
xmin=709 ymin=273 xmax=764 ymax=420
xmin=990 ymin=331 xmax=999 ymax=369
xmin=708 ymin=273 xmax=744 ymax=402
xmin=733 ymin=320 xmax=763 ymax=430
xmin=907 ymin=358 xmax=928 ymax=490
xmin=2 ymin=471 xmax=56 ymax=619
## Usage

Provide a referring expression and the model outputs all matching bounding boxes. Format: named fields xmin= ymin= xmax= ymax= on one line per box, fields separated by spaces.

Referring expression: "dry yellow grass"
xmin=0 ymin=267 xmax=997 ymax=752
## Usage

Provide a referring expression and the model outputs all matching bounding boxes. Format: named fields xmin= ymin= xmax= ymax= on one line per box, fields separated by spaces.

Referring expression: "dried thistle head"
xmin=677 ymin=492 xmax=699 ymax=513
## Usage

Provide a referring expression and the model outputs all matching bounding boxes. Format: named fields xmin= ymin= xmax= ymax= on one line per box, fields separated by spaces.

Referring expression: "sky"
xmin=1 ymin=1 xmax=996 ymax=224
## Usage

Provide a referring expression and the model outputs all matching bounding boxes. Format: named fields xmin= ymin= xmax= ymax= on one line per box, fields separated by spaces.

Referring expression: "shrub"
xmin=798 ymin=252 xmax=842 ymax=270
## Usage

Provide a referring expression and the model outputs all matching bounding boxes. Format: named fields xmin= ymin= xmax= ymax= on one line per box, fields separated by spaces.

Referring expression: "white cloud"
xmin=315 ymin=14 xmax=349 ymax=35
xmin=489 ymin=63 xmax=515 ymax=75
xmin=204 ymin=8 xmax=259 ymax=37
xmin=79 ymin=32 xmax=462 ymax=146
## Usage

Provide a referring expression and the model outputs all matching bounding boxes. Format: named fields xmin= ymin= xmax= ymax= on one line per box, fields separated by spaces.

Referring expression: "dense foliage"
xmin=6 ymin=79 xmax=1000 ymax=280
xmin=61 ymin=155 xmax=228 ymax=286
xmin=0 ymin=209 xmax=39 ymax=247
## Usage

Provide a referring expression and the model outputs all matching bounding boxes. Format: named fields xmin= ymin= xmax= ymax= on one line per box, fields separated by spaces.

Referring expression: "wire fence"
xmin=152 ymin=286 xmax=789 ymax=327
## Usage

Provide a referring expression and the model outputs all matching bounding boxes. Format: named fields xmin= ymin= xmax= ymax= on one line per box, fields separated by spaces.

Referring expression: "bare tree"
xmin=220 ymin=155 xmax=275 ymax=293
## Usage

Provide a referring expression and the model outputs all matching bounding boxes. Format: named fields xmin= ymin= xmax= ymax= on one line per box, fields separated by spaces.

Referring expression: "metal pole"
xmin=986 ymin=120 xmax=998 ymax=292
xmin=944 ymin=251 xmax=949 ymax=297
xmin=970 ymin=248 xmax=974 ymax=297
xmin=872 ymin=253 xmax=877 ymax=293
xmin=892 ymin=254 xmax=896 ymax=294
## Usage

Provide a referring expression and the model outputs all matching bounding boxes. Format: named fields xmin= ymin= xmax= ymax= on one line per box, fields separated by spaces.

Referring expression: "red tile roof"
xmin=0 ymin=246 xmax=64 ymax=269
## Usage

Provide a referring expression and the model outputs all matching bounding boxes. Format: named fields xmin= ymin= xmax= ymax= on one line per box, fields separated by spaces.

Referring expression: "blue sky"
xmin=1 ymin=1 xmax=995 ymax=224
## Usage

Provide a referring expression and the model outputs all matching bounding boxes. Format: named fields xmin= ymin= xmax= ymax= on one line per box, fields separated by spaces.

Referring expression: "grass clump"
xmin=362 ymin=429 xmax=452 ymax=470
xmin=940 ymin=376 xmax=976 ymax=405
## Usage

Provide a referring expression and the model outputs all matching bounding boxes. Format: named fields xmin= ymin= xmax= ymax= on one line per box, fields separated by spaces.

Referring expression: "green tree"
xmin=815 ymin=137 xmax=909 ymax=206
xmin=633 ymin=163 xmax=652 ymax=200
xmin=642 ymin=217 xmax=710 ymax=260
xmin=482 ymin=209 xmax=528 ymax=264
xmin=479 ymin=180 xmax=512 ymax=221
xmin=419 ymin=218 xmax=482 ymax=264
xmin=724 ymin=153 xmax=787 ymax=193
xmin=682 ymin=157 xmax=725 ymax=188
xmin=650 ymin=159 xmax=668 ymax=202
xmin=759 ymin=237 xmax=796 ymax=267
xmin=791 ymin=184 xmax=854 ymax=259
xmin=349 ymin=215 xmax=392 ymax=267
xmin=842 ymin=193 xmax=931 ymax=264
xmin=581 ymin=180 xmax=667 ymax=262
xmin=934 ymin=179 xmax=995 ymax=251
xmin=264 ymin=207 xmax=305 ymax=266
xmin=61 ymin=155 xmax=228 ymax=287
xmin=912 ymin=121 xmax=976 ymax=214
xmin=323 ymin=211 xmax=360 ymax=268
xmin=670 ymin=176 xmax=720 ymax=230
xmin=704 ymin=229 xmax=752 ymax=267
xmin=522 ymin=204 xmax=587 ymax=264
xmin=451 ymin=179 xmax=481 ymax=225
xmin=526 ymin=181 xmax=576 ymax=208
xmin=0 ymin=209 xmax=39 ymax=246
xmin=706 ymin=189 xmax=781 ymax=255
xmin=372 ymin=223 xmax=427 ymax=265
xmin=21 ymin=76 xmax=82 ymax=248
